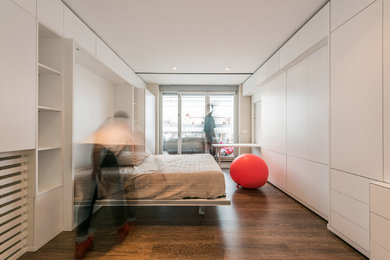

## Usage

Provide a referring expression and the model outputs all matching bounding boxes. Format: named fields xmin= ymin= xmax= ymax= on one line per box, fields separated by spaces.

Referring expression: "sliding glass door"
xmin=162 ymin=94 xmax=179 ymax=154
xmin=209 ymin=94 xmax=235 ymax=157
xmin=180 ymin=94 xmax=206 ymax=154
xmin=161 ymin=92 xmax=235 ymax=155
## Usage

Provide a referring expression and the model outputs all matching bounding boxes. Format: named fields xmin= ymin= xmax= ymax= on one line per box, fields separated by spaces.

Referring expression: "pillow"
xmin=116 ymin=151 xmax=150 ymax=167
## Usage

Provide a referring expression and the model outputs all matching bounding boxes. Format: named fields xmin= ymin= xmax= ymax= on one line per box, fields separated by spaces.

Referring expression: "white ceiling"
xmin=63 ymin=0 xmax=328 ymax=85
xmin=138 ymin=73 xmax=250 ymax=85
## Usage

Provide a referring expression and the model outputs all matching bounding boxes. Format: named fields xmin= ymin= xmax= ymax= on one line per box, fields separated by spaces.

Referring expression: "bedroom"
xmin=0 ymin=0 xmax=390 ymax=259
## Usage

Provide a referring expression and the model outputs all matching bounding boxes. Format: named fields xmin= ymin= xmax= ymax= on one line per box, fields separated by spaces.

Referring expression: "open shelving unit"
xmin=29 ymin=23 xmax=64 ymax=250
xmin=37 ymin=23 xmax=63 ymax=194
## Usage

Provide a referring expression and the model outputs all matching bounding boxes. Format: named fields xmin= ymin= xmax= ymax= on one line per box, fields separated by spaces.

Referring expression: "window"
xmin=161 ymin=90 xmax=237 ymax=157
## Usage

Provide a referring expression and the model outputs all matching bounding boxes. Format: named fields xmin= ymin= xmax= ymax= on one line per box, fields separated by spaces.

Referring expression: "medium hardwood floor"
xmin=21 ymin=171 xmax=366 ymax=260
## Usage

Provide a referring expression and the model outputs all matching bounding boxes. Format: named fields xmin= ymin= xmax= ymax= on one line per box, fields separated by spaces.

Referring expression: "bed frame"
xmin=75 ymin=196 xmax=231 ymax=215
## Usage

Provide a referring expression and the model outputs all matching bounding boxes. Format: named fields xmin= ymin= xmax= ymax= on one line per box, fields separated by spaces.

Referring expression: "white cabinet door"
xmin=298 ymin=3 xmax=329 ymax=54
xmin=287 ymin=58 xmax=306 ymax=159
xmin=384 ymin=0 xmax=390 ymax=183
xmin=37 ymin=0 xmax=63 ymax=36
xmin=287 ymin=156 xmax=310 ymax=204
xmin=306 ymin=46 xmax=329 ymax=164
xmin=330 ymin=211 xmax=370 ymax=252
xmin=286 ymin=45 xmax=329 ymax=164
xmin=64 ymin=7 xmax=96 ymax=56
xmin=262 ymin=149 xmax=287 ymax=190
xmin=261 ymin=73 xmax=286 ymax=154
xmin=371 ymin=241 xmax=390 ymax=260
xmin=262 ymin=52 xmax=280 ymax=80
xmin=307 ymin=160 xmax=329 ymax=218
xmin=331 ymin=0 xmax=376 ymax=31
xmin=371 ymin=213 xmax=390 ymax=252
xmin=0 ymin=0 xmax=36 ymax=153
xmin=331 ymin=169 xmax=371 ymax=204
xmin=330 ymin=0 xmax=383 ymax=181
xmin=12 ymin=0 xmax=36 ymax=16
xmin=370 ymin=183 xmax=390 ymax=221
xmin=34 ymin=187 xmax=63 ymax=250
xmin=287 ymin=156 xmax=329 ymax=218
xmin=280 ymin=4 xmax=329 ymax=69
xmin=370 ymin=182 xmax=390 ymax=257
xmin=331 ymin=190 xmax=369 ymax=230
xmin=280 ymin=34 xmax=299 ymax=69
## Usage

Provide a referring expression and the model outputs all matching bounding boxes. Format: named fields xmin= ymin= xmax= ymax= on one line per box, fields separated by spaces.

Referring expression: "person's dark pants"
xmin=205 ymin=134 xmax=215 ymax=155
xmin=76 ymin=149 xmax=134 ymax=241
xmin=206 ymin=141 xmax=214 ymax=155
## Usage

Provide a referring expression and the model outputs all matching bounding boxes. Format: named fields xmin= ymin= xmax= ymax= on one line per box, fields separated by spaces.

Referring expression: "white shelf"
xmin=38 ymin=146 xmax=61 ymax=151
xmin=38 ymin=106 xmax=61 ymax=112
xmin=38 ymin=63 xmax=62 ymax=75
xmin=37 ymin=183 xmax=63 ymax=196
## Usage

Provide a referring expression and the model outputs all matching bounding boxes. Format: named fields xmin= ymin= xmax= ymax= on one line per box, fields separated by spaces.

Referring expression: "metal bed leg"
xmin=198 ymin=206 xmax=205 ymax=216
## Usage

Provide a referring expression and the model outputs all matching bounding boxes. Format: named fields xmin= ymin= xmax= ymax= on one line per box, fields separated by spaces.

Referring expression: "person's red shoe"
xmin=117 ymin=223 xmax=130 ymax=241
xmin=75 ymin=235 xmax=94 ymax=260
xmin=128 ymin=220 xmax=136 ymax=232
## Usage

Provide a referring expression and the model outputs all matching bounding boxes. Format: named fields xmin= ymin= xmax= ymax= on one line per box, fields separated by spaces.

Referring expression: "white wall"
xmin=238 ymin=85 xmax=252 ymax=154
xmin=145 ymin=89 xmax=156 ymax=154
xmin=114 ymin=84 xmax=133 ymax=121
xmin=73 ymin=63 xmax=114 ymax=169
xmin=146 ymin=83 xmax=160 ymax=154
xmin=134 ymin=87 xmax=146 ymax=152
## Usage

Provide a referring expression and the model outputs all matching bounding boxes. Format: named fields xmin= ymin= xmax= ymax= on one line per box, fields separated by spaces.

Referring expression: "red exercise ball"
xmin=230 ymin=154 xmax=269 ymax=189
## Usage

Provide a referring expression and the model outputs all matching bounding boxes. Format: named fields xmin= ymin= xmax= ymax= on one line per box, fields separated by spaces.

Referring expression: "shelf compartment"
xmin=38 ymin=63 xmax=62 ymax=76
xmin=38 ymin=73 xmax=62 ymax=110
xmin=39 ymin=23 xmax=61 ymax=40
xmin=38 ymin=111 xmax=62 ymax=149
xmin=37 ymin=149 xmax=62 ymax=194
xmin=39 ymin=24 xmax=62 ymax=73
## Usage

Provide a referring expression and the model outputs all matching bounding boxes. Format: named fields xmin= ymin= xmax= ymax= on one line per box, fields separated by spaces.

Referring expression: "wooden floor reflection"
xmin=21 ymin=170 xmax=366 ymax=259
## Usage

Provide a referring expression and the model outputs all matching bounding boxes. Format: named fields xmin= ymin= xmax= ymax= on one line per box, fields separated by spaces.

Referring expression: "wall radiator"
xmin=0 ymin=151 xmax=28 ymax=259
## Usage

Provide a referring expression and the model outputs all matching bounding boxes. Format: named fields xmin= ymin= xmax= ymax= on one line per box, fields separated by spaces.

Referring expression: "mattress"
xmin=74 ymin=154 xmax=226 ymax=202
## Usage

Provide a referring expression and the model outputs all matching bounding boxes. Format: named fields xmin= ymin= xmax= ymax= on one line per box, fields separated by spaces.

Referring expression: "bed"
xmin=74 ymin=153 xmax=230 ymax=214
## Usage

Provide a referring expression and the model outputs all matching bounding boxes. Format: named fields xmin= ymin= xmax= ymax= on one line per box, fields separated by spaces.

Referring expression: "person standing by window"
xmin=204 ymin=104 xmax=215 ymax=155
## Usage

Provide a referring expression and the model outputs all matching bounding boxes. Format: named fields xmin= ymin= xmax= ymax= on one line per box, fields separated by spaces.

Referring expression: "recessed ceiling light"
xmin=172 ymin=66 xmax=177 ymax=71
xmin=225 ymin=67 xmax=231 ymax=71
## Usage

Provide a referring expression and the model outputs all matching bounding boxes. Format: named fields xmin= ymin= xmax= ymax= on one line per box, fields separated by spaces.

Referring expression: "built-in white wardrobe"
xmin=328 ymin=0 xmax=383 ymax=255
xmin=246 ymin=0 xmax=390 ymax=258
xmin=0 ymin=0 xmax=155 ymax=257
xmin=248 ymin=3 xmax=330 ymax=220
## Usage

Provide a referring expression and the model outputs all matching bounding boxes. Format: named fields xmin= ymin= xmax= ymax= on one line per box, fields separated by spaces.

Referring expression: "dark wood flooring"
xmin=21 ymin=171 xmax=366 ymax=259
